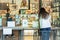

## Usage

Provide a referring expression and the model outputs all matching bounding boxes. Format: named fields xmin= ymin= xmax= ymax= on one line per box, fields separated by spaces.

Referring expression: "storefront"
xmin=0 ymin=0 xmax=39 ymax=40
xmin=0 ymin=0 xmax=60 ymax=40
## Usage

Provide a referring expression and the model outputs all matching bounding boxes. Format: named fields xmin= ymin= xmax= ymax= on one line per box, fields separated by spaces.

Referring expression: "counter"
xmin=0 ymin=27 xmax=38 ymax=30
xmin=0 ymin=27 xmax=60 ymax=30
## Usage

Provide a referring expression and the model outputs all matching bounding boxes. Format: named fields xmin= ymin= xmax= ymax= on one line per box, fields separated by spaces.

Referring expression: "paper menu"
xmin=3 ymin=28 xmax=12 ymax=35
xmin=7 ymin=21 xmax=15 ymax=27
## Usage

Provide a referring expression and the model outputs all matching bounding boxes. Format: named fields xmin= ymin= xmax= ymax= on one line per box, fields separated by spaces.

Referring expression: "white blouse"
xmin=40 ymin=15 xmax=51 ymax=28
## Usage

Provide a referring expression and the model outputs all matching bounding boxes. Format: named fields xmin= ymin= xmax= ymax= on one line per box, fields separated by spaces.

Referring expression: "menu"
xmin=3 ymin=28 xmax=12 ymax=35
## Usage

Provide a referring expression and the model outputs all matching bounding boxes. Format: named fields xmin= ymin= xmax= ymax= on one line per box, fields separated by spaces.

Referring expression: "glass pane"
xmin=0 ymin=0 xmax=39 ymax=28
xmin=51 ymin=1 xmax=60 ymax=27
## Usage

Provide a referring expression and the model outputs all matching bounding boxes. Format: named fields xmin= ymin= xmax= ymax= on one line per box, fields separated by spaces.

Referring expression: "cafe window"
xmin=0 ymin=0 xmax=39 ymax=28
xmin=51 ymin=0 xmax=60 ymax=27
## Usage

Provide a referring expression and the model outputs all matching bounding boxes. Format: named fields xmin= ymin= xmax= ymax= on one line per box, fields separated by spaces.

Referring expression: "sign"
xmin=3 ymin=28 xmax=12 ymax=35
xmin=7 ymin=21 xmax=15 ymax=27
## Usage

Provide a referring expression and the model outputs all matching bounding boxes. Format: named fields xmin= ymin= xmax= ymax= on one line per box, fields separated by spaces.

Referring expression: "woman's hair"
xmin=39 ymin=7 xmax=49 ymax=19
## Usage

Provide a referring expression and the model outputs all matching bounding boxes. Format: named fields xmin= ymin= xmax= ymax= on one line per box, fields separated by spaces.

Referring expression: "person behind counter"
xmin=6 ymin=8 xmax=10 ymax=21
xmin=39 ymin=7 xmax=51 ymax=40
xmin=6 ymin=8 xmax=11 ymax=25
xmin=15 ymin=10 xmax=21 ymax=25
xmin=7 ymin=16 xmax=13 ymax=21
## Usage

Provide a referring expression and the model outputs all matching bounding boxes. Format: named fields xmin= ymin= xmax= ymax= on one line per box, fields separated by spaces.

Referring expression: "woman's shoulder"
xmin=48 ymin=15 xmax=51 ymax=19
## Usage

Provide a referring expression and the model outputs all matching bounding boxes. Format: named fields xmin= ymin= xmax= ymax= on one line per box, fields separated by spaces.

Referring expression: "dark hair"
xmin=7 ymin=8 xmax=10 ymax=12
xmin=39 ymin=7 xmax=49 ymax=19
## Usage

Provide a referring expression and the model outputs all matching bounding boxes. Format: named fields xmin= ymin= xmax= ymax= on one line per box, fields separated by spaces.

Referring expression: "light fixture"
xmin=7 ymin=0 xmax=9 ymax=7
xmin=7 ymin=3 xmax=9 ymax=6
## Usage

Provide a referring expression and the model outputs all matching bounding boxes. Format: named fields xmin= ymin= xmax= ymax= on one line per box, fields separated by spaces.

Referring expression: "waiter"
xmin=6 ymin=8 xmax=10 ymax=25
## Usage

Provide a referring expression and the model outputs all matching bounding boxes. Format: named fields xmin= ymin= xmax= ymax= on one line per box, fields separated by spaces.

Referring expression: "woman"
xmin=39 ymin=8 xmax=51 ymax=40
